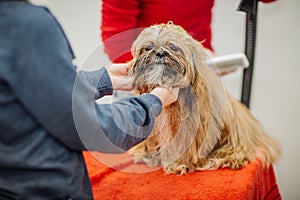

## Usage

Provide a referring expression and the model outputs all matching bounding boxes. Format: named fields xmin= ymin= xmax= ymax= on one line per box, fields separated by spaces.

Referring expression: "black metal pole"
xmin=238 ymin=0 xmax=258 ymax=108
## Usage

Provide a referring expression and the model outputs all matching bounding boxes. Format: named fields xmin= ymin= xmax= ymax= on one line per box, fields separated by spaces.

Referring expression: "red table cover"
xmin=83 ymin=151 xmax=281 ymax=200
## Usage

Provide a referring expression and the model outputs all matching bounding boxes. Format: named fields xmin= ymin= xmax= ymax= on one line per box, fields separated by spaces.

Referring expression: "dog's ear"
xmin=186 ymin=39 xmax=228 ymax=158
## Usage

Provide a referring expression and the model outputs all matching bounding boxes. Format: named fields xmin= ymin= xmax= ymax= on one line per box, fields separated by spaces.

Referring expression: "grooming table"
xmin=83 ymin=151 xmax=281 ymax=200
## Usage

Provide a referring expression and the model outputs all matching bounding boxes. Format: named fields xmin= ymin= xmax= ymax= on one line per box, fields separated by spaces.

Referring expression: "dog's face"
xmin=129 ymin=23 xmax=208 ymax=93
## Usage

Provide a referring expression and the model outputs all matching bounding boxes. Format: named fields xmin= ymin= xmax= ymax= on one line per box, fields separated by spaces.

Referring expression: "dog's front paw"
xmin=163 ymin=163 xmax=192 ymax=175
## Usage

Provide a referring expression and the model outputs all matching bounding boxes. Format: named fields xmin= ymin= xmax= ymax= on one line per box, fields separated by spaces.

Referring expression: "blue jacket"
xmin=0 ymin=1 xmax=162 ymax=199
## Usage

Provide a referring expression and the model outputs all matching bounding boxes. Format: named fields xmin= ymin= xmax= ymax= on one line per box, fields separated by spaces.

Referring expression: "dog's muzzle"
xmin=132 ymin=50 xmax=189 ymax=93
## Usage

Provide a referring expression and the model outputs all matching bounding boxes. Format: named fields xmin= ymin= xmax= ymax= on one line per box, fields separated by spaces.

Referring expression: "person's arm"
xmin=8 ymin=7 xmax=164 ymax=153
xmin=78 ymin=68 xmax=113 ymax=99
xmin=101 ymin=0 xmax=141 ymax=63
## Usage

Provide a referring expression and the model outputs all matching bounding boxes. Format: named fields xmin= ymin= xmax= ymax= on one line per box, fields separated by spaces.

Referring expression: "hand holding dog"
xmin=106 ymin=63 xmax=134 ymax=91
xmin=107 ymin=63 xmax=179 ymax=107
xmin=151 ymin=87 xmax=179 ymax=107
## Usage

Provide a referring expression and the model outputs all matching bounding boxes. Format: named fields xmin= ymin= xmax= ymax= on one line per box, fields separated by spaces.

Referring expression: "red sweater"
xmin=101 ymin=0 xmax=276 ymax=63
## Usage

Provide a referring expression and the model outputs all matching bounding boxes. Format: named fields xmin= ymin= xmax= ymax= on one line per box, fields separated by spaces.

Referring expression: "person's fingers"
xmin=107 ymin=63 xmax=129 ymax=75
xmin=114 ymin=76 xmax=134 ymax=91
xmin=151 ymin=87 xmax=179 ymax=107
xmin=166 ymin=87 xmax=179 ymax=104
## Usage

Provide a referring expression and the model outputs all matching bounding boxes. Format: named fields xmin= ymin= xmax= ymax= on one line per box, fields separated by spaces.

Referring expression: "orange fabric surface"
xmin=83 ymin=151 xmax=281 ymax=200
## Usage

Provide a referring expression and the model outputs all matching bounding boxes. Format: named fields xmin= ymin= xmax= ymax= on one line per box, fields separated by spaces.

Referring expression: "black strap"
xmin=238 ymin=0 xmax=258 ymax=108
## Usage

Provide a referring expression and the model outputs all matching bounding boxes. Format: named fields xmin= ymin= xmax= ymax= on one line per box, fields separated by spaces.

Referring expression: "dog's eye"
xmin=168 ymin=43 xmax=178 ymax=52
xmin=145 ymin=45 xmax=154 ymax=51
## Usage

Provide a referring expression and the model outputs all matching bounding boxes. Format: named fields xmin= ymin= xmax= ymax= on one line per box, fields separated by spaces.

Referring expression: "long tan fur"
xmin=128 ymin=23 xmax=281 ymax=175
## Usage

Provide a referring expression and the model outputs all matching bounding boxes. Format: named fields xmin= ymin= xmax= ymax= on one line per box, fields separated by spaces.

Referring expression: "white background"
xmin=31 ymin=0 xmax=300 ymax=199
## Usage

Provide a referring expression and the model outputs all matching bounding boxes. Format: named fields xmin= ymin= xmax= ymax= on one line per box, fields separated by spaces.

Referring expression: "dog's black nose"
xmin=156 ymin=51 xmax=166 ymax=58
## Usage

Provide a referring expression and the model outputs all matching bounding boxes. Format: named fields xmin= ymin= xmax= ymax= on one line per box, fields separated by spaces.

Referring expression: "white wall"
xmin=31 ymin=0 xmax=300 ymax=199
xmin=213 ymin=1 xmax=300 ymax=199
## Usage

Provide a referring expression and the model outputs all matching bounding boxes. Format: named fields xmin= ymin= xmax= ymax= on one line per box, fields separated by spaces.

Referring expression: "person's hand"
xmin=150 ymin=87 xmax=179 ymax=107
xmin=106 ymin=63 xmax=134 ymax=91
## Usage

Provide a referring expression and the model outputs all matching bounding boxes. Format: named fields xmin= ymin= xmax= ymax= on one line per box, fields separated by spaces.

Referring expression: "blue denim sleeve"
xmin=8 ymin=7 xmax=162 ymax=153
xmin=78 ymin=68 xmax=113 ymax=99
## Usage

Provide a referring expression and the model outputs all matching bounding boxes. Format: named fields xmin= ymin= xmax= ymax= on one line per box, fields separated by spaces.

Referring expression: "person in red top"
xmin=100 ymin=0 xmax=276 ymax=63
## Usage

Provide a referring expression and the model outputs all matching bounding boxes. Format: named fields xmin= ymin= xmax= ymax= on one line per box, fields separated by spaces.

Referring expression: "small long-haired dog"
xmin=128 ymin=23 xmax=281 ymax=175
